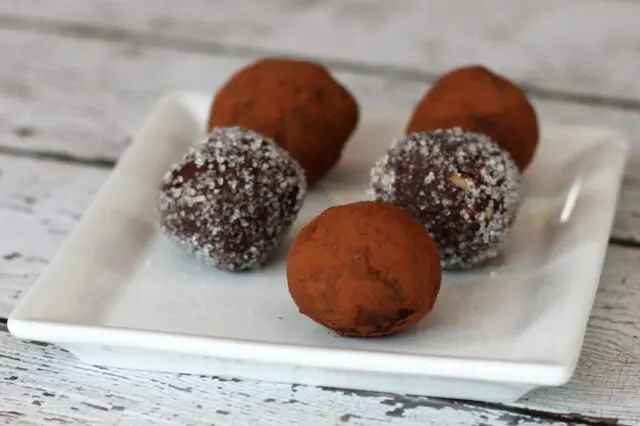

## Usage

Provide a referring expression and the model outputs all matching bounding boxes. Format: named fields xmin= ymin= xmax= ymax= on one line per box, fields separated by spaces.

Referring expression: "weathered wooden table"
xmin=1 ymin=1 xmax=639 ymax=424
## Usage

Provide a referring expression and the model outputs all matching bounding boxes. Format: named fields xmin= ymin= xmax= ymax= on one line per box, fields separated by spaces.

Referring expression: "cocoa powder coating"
xmin=207 ymin=57 xmax=359 ymax=184
xmin=406 ymin=65 xmax=539 ymax=171
xmin=287 ymin=201 xmax=442 ymax=338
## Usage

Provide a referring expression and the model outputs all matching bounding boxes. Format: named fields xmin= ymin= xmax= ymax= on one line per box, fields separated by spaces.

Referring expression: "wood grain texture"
xmin=0 ymin=155 xmax=638 ymax=425
xmin=613 ymin=166 xmax=640 ymax=244
xmin=0 ymin=328 xmax=618 ymax=426
xmin=3 ymin=29 xmax=640 ymax=245
xmin=0 ymin=1 xmax=639 ymax=424
xmin=6 ymin=26 xmax=639 ymax=164
xmin=515 ymin=245 xmax=640 ymax=424
xmin=0 ymin=0 xmax=639 ymax=103
xmin=0 ymin=155 xmax=108 ymax=315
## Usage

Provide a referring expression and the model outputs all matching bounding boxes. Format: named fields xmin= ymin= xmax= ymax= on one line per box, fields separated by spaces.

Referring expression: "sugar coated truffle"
xmin=158 ymin=127 xmax=306 ymax=271
xmin=287 ymin=201 xmax=442 ymax=338
xmin=406 ymin=65 xmax=539 ymax=172
xmin=368 ymin=128 xmax=520 ymax=270
xmin=207 ymin=57 xmax=359 ymax=184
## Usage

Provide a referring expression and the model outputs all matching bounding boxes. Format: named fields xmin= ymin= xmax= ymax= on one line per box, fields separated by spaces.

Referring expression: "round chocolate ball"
xmin=207 ymin=57 xmax=359 ymax=184
xmin=406 ymin=65 xmax=539 ymax=172
xmin=287 ymin=201 xmax=442 ymax=338
xmin=157 ymin=127 xmax=307 ymax=271
xmin=368 ymin=128 xmax=520 ymax=270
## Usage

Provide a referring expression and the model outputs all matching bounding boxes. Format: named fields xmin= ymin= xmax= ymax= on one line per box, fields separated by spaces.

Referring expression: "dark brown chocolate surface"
xmin=368 ymin=128 xmax=521 ymax=270
xmin=158 ymin=127 xmax=306 ymax=271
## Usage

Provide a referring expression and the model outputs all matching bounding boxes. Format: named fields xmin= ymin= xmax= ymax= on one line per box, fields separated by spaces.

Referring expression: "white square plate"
xmin=8 ymin=91 xmax=629 ymax=403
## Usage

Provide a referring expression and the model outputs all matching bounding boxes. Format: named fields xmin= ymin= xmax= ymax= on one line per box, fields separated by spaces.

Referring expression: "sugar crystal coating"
xmin=367 ymin=128 xmax=521 ymax=269
xmin=157 ymin=127 xmax=307 ymax=271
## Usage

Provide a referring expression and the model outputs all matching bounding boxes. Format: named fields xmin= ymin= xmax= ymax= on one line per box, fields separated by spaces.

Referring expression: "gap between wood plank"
xmin=0 ymin=324 xmax=620 ymax=426
xmin=1 ymin=145 xmax=640 ymax=250
xmin=1 ymin=13 xmax=640 ymax=113
xmin=0 ymin=146 xmax=116 ymax=169
xmin=445 ymin=399 xmax=620 ymax=426
xmin=608 ymin=236 xmax=640 ymax=249
xmin=0 ymin=8 xmax=633 ymax=426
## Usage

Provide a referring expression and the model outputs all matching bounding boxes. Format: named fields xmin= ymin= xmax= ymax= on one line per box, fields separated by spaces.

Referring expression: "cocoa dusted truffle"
xmin=287 ymin=201 xmax=442 ymax=338
xmin=406 ymin=65 xmax=539 ymax=172
xmin=368 ymin=128 xmax=520 ymax=270
xmin=157 ymin=127 xmax=306 ymax=272
xmin=207 ymin=57 xmax=359 ymax=184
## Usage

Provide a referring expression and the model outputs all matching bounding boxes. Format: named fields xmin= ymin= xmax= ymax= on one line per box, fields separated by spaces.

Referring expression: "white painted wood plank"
xmin=0 ymin=153 xmax=639 ymax=424
xmin=0 ymin=0 xmax=638 ymax=101
xmin=0 ymin=1 xmax=637 ymax=423
xmin=515 ymin=245 xmax=640 ymax=424
xmin=612 ymin=165 xmax=640 ymax=243
xmin=0 ymin=328 xmax=610 ymax=426
xmin=2 ymin=28 xmax=640 ymax=160
xmin=3 ymin=28 xmax=640 ymax=243
xmin=0 ymin=155 xmax=108 ymax=316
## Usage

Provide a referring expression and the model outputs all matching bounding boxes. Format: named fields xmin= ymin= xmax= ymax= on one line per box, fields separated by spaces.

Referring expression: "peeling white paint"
xmin=1 ymin=0 xmax=640 ymax=423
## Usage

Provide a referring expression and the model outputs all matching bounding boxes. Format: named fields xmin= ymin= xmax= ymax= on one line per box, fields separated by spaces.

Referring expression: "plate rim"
xmin=8 ymin=317 xmax=570 ymax=385
xmin=7 ymin=91 xmax=631 ymax=388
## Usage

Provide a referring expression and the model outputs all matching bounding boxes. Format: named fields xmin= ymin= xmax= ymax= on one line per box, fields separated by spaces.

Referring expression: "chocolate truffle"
xmin=158 ymin=127 xmax=306 ymax=271
xmin=207 ymin=57 xmax=359 ymax=184
xmin=287 ymin=201 xmax=441 ymax=338
xmin=406 ymin=65 xmax=539 ymax=171
xmin=368 ymin=128 xmax=520 ymax=270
